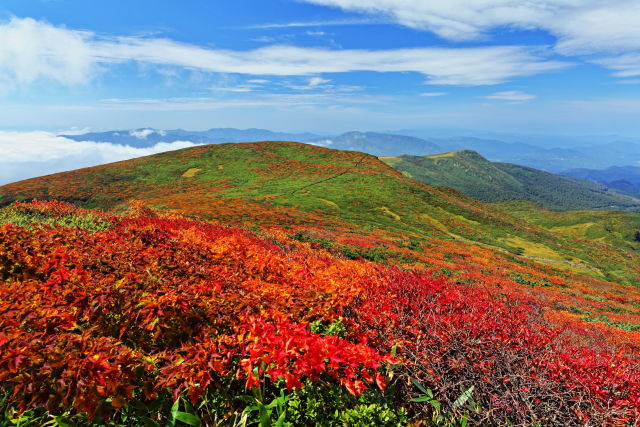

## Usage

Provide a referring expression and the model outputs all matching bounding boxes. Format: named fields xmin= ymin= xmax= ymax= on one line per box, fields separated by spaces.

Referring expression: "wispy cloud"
xmin=616 ymin=78 xmax=640 ymax=85
xmin=297 ymin=1 xmax=640 ymax=82
xmin=99 ymin=92 xmax=387 ymax=111
xmin=97 ymin=42 xmax=564 ymax=86
xmin=421 ymin=92 xmax=447 ymax=97
xmin=0 ymin=17 xmax=570 ymax=88
xmin=485 ymin=90 xmax=536 ymax=102
xmin=300 ymin=0 xmax=640 ymax=55
xmin=283 ymin=76 xmax=332 ymax=90
xmin=245 ymin=18 xmax=374 ymax=29
xmin=594 ymin=53 xmax=640 ymax=78
xmin=211 ymin=86 xmax=256 ymax=93
xmin=563 ymin=98 xmax=640 ymax=112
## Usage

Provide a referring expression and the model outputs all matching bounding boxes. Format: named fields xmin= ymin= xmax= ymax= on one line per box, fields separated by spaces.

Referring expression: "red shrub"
xmin=0 ymin=201 xmax=638 ymax=424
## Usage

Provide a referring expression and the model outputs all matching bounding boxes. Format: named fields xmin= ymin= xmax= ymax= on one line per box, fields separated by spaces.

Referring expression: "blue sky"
xmin=1 ymin=0 xmax=640 ymax=135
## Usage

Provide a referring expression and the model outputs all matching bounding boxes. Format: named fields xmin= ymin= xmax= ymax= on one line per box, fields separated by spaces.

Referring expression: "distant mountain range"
xmin=309 ymin=131 xmax=442 ymax=156
xmin=60 ymin=128 xmax=322 ymax=148
xmin=425 ymin=138 xmax=640 ymax=173
xmin=381 ymin=150 xmax=640 ymax=212
xmin=563 ymin=165 xmax=640 ymax=198
xmin=60 ymin=128 xmax=640 ymax=172
xmin=310 ymin=132 xmax=640 ymax=173
xmin=395 ymin=128 xmax=640 ymax=149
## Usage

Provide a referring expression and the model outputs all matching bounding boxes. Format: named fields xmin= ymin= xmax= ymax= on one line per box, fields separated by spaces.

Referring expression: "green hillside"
xmin=382 ymin=150 xmax=640 ymax=211
xmin=497 ymin=200 xmax=640 ymax=252
xmin=1 ymin=141 xmax=639 ymax=285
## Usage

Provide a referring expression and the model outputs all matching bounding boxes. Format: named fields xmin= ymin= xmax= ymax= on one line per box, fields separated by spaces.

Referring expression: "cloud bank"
xmin=0 ymin=17 xmax=568 ymax=87
xmin=0 ymin=131 xmax=197 ymax=185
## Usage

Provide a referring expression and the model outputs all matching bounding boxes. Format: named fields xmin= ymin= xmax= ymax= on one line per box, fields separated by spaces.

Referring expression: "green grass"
xmin=581 ymin=314 xmax=640 ymax=332
xmin=497 ymin=201 xmax=640 ymax=252
xmin=0 ymin=206 xmax=110 ymax=232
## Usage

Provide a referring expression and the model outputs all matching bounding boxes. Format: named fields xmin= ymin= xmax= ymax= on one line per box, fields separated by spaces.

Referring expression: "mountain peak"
xmin=425 ymin=149 xmax=488 ymax=161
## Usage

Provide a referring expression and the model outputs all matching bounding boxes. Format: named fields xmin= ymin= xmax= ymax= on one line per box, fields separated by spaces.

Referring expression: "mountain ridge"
xmin=563 ymin=165 xmax=640 ymax=198
xmin=60 ymin=128 xmax=323 ymax=148
xmin=309 ymin=131 xmax=442 ymax=156
xmin=381 ymin=150 xmax=640 ymax=212
xmin=60 ymin=127 xmax=640 ymax=172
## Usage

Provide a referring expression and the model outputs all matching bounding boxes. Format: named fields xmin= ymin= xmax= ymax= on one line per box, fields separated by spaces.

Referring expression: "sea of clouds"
xmin=0 ymin=131 xmax=198 ymax=185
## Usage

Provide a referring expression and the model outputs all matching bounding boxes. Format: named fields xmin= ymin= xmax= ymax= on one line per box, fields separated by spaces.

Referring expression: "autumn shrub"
xmin=0 ymin=201 xmax=638 ymax=425
xmin=344 ymin=269 xmax=640 ymax=425
xmin=0 ymin=201 xmax=391 ymax=424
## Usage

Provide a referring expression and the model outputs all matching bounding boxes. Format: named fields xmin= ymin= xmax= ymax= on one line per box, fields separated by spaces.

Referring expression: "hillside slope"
xmin=1 ymin=141 xmax=639 ymax=286
xmin=382 ymin=150 xmax=640 ymax=211
xmin=497 ymin=200 xmax=640 ymax=252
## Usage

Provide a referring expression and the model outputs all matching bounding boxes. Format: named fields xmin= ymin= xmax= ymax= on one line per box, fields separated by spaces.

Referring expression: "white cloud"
xmin=212 ymin=86 xmax=255 ymax=92
xmin=552 ymin=3 xmax=640 ymax=55
xmin=0 ymin=16 xmax=94 ymax=86
xmin=284 ymin=76 xmax=332 ymax=90
xmin=0 ymin=17 xmax=568 ymax=87
xmin=129 ymin=129 xmax=166 ymax=139
xmin=486 ymin=90 xmax=536 ymax=102
xmin=421 ymin=92 xmax=447 ymax=97
xmin=98 ymin=92 xmax=386 ymax=111
xmin=310 ymin=139 xmax=334 ymax=146
xmin=300 ymin=0 xmax=640 ymax=54
xmin=0 ymin=131 xmax=198 ymax=185
xmin=594 ymin=54 xmax=640 ymax=78
xmin=309 ymin=77 xmax=330 ymax=87
xmin=93 ymin=41 xmax=568 ymax=85
xmin=56 ymin=127 xmax=92 ymax=136
xmin=246 ymin=18 xmax=374 ymax=29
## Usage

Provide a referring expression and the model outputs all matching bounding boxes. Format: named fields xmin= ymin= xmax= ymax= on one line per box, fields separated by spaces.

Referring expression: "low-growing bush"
xmin=0 ymin=201 xmax=638 ymax=425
